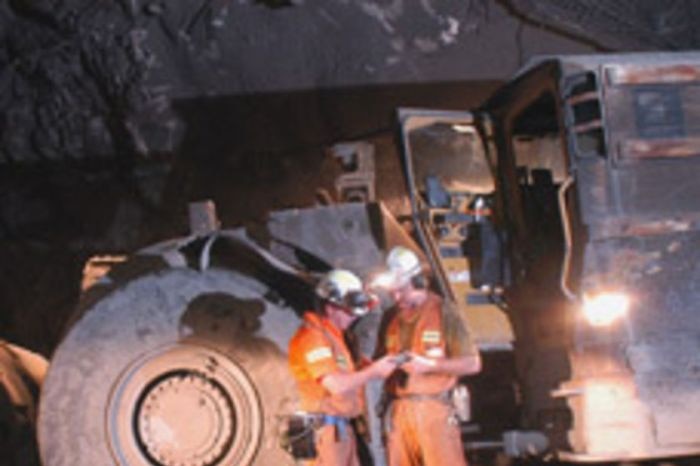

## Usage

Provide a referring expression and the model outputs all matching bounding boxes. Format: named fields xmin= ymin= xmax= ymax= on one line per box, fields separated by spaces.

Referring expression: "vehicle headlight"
xmin=581 ymin=292 xmax=630 ymax=326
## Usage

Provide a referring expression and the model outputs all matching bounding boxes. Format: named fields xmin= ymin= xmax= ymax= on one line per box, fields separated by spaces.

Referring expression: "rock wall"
xmin=0 ymin=0 xmax=605 ymax=353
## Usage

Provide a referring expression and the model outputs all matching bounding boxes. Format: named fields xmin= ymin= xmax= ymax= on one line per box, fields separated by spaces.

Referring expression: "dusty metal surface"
xmin=475 ymin=51 xmax=700 ymax=462
xmin=593 ymin=214 xmax=700 ymax=240
xmin=620 ymin=137 xmax=700 ymax=160
xmin=578 ymin=230 xmax=700 ymax=455
xmin=266 ymin=202 xmax=419 ymax=277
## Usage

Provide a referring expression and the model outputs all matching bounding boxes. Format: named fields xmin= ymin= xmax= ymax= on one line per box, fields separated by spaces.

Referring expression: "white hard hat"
xmin=316 ymin=269 xmax=371 ymax=316
xmin=386 ymin=246 xmax=422 ymax=287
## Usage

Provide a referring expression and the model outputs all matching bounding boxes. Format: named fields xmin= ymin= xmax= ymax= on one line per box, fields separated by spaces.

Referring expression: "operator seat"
xmin=425 ymin=175 xmax=451 ymax=208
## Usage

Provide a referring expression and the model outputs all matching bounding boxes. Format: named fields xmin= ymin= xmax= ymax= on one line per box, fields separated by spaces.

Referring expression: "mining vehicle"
xmin=39 ymin=51 xmax=700 ymax=465
xmin=396 ymin=51 xmax=700 ymax=464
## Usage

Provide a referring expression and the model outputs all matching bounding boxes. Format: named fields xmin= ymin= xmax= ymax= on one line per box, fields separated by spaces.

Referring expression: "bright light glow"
xmin=451 ymin=123 xmax=475 ymax=134
xmin=368 ymin=271 xmax=396 ymax=290
xmin=582 ymin=292 xmax=630 ymax=326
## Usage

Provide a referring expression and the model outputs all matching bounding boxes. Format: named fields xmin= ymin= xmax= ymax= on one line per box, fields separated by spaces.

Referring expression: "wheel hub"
xmin=107 ymin=344 xmax=263 ymax=466
xmin=136 ymin=371 xmax=234 ymax=466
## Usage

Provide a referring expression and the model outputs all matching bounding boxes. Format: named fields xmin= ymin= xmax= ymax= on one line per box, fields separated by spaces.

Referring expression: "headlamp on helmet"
xmin=316 ymin=269 xmax=372 ymax=316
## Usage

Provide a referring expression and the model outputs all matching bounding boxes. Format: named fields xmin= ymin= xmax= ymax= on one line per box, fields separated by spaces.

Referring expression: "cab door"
xmin=396 ymin=108 xmax=513 ymax=349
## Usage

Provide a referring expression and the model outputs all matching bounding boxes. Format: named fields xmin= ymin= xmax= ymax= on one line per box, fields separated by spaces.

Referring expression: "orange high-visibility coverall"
xmin=289 ymin=312 xmax=364 ymax=466
xmin=383 ymin=292 xmax=470 ymax=466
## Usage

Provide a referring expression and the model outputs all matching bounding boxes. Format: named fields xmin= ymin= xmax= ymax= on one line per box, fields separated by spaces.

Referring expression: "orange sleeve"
xmin=289 ymin=328 xmax=339 ymax=382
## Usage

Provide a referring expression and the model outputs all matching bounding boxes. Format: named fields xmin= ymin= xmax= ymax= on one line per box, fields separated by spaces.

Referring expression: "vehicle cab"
xmin=398 ymin=52 xmax=700 ymax=463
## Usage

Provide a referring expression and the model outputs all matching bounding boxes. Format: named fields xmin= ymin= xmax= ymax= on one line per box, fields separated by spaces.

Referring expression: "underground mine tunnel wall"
xmin=0 ymin=80 xmax=502 ymax=356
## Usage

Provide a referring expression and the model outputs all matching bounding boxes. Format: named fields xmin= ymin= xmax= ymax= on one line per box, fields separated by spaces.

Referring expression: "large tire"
xmin=39 ymin=267 xmax=301 ymax=466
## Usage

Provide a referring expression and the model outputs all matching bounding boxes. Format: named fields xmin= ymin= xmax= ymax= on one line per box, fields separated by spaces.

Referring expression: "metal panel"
xmin=579 ymin=231 xmax=700 ymax=452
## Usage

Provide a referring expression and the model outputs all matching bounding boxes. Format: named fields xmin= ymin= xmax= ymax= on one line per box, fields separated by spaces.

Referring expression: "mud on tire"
xmin=39 ymin=267 xmax=300 ymax=466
